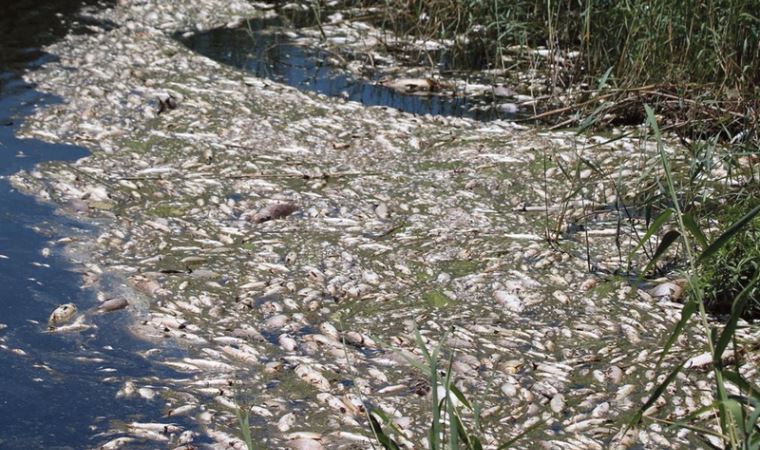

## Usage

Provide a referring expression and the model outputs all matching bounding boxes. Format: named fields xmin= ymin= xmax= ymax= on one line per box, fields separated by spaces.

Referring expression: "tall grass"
xmin=235 ymin=406 xmax=255 ymax=450
xmin=344 ymin=0 xmax=760 ymax=93
xmin=370 ymin=329 xmax=543 ymax=449
xmin=626 ymin=108 xmax=760 ymax=449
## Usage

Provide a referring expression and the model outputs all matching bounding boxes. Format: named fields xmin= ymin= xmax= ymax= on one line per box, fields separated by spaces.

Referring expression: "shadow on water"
xmin=177 ymin=14 xmax=523 ymax=121
xmin=0 ymin=1 xmax=190 ymax=448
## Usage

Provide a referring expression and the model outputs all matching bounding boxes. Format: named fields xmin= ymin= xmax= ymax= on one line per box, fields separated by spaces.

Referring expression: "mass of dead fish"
xmin=7 ymin=0 xmax=760 ymax=449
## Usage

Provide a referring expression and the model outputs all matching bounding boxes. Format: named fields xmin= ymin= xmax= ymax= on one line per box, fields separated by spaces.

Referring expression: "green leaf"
xmin=448 ymin=384 xmax=474 ymax=411
xmin=452 ymin=410 xmax=482 ymax=450
xmin=746 ymin=403 xmax=760 ymax=439
xmin=370 ymin=408 xmax=405 ymax=437
xmin=642 ymin=229 xmax=681 ymax=274
xmin=424 ymin=290 xmax=453 ymax=308
xmin=666 ymin=400 xmax=721 ymax=427
xmin=682 ymin=213 xmax=708 ymax=249
xmin=448 ymin=395 xmax=459 ymax=450
xmin=657 ymin=299 xmax=697 ymax=368
xmin=723 ymin=398 xmax=745 ymax=436
xmin=645 ymin=105 xmax=662 ymax=137
xmin=597 ymin=66 xmax=614 ymax=90
xmin=724 ymin=371 xmax=760 ymax=403
xmin=369 ymin=410 xmax=402 ymax=450
xmin=235 ymin=407 xmax=254 ymax=450
xmin=577 ymin=102 xmax=612 ymax=134
xmin=627 ymin=208 xmax=673 ymax=262
xmin=699 ymin=204 xmax=760 ymax=263
xmin=714 ymin=273 xmax=760 ymax=360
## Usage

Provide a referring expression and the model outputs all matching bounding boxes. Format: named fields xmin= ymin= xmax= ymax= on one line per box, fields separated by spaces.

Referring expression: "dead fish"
xmin=251 ymin=202 xmax=298 ymax=223
xmin=183 ymin=358 xmax=236 ymax=372
xmin=649 ymin=281 xmax=684 ymax=302
xmin=494 ymin=290 xmax=524 ymax=313
xmin=138 ymin=387 xmax=156 ymax=401
xmin=221 ymin=345 xmax=259 ymax=364
xmin=178 ymin=430 xmax=196 ymax=445
xmin=157 ymin=94 xmax=178 ymax=115
xmin=382 ymin=78 xmax=441 ymax=94
xmin=128 ymin=422 xmax=182 ymax=434
xmin=116 ymin=381 xmax=136 ymax=399
xmin=166 ymin=404 xmax=197 ymax=417
xmin=317 ymin=392 xmax=351 ymax=414
xmin=332 ymin=431 xmax=372 ymax=443
xmin=375 ymin=202 xmax=389 ymax=219
xmin=99 ymin=437 xmax=136 ymax=449
xmin=278 ymin=334 xmax=297 ymax=352
xmin=287 ymin=438 xmax=323 ymax=450
xmin=48 ymin=303 xmax=77 ymax=329
xmin=286 ymin=432 xmax=323 ymax=441
xmin=277 ymin=412 xmax=296 ymax=432
xmin=294 ymin=364 xmax=330 ymax=391
xmin=345 ymin=331 xmax=376 ymax=348
xmin=48 ymin=315 xmax=90 ymax=333
xmin=550 ymin=393 xmax=566 ymax=413
xmin=97 ymin=298 xmax=129 ymax=313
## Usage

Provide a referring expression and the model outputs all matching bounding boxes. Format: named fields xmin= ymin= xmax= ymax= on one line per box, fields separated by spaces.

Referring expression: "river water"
xmin=177 ymin=11 xmax=523 ymax=122
xmin=0 ymin=1 xmax=180 ymax=448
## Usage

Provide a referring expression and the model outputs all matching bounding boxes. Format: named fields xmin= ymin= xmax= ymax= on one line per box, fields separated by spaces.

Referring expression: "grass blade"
xmin=714 ymin=273 xmax=760 ymax=359
xmin=414 ymin=328 xmax=433 ymax=363
xmin=448 ymin=394 xmax=459 ymax=450
xmin=369 ymin=410 xmax=402 ymax=450
xmin=724 ymin=371 xmax=760 ymax=403
xmin=642 ymin=229 xmax=681 ymax=274
xmin=666 ymin=400 xmax=722 ymax=427
xmin=495 ymin=418 xmax=546 ymax=449
xmin=443 ymin=355 xmax=457 ymax=450
xmin=657 ymin=298 xmax=697 ymax=367
xmin=698 ymin=204 xmax=760 ymax=263
xmin=415 ymin=329 xmax=441 ymax=450
xmin=627 ymin=208 xmax=673 ymax=263
xmin=597 ymin=66 xmax=614 ymax=89
xmin=235 ymin=407 xmax=254 ymax=450
xmin=656 ymin=416 xmax=729 ymax=438
xmin=448 ymin=384 xmax=473 ymax=411
xmin=683 ymin=212 xmax=708 ymax=249
xmin=628 ymin=359 xmax=686 ymax=428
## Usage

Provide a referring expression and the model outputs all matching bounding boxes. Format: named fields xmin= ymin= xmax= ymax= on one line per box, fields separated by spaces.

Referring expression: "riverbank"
xmin=10 ymin=0 xmax=760 ymax=449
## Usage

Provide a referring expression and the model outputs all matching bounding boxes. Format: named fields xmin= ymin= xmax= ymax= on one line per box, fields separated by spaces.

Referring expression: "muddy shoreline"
xmin=8 ymin=1 xmax=760 ymax=449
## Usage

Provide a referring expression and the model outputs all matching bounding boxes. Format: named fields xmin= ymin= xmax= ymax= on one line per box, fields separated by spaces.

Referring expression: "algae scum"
xmin=3 ymin=1 xmax=760 ymax=449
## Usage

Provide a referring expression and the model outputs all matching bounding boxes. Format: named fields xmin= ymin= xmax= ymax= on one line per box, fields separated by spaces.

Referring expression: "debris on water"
xmin=381 ymin=78 xmax=442 ymax=94
xmin=649 ymin=280 xmax=684 ymax=302
xmin=47 ymin=303 xmax=78 ymax=329
xmin=157 ymin=94 xmax=178 ymax=115
xmin=47 ymin=315 xmax=91 ymax=333
xmin=251 ymin=201 xmax=298 ymax=223
xmin=97 ymin=298 xmax=129 ymax=313
xmin=99 ymin=437 xmax=136 ymax=449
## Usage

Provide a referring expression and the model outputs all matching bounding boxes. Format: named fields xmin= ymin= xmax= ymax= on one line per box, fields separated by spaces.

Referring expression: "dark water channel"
xmin=178 ymin=13 xmax=523 ymax=121
xmin=0 ymin=1 xmax=183 ymax=448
